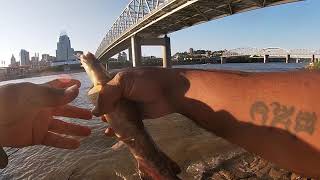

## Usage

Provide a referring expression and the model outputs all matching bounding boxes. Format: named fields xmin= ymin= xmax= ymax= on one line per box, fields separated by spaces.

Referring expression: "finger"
xmin=46 ymin=79 xmax=81 ymax=89
xmin=49 ymin=119 xmax=91 ymax=136
xmin=42 ymin=132 xmax=80 ymax=149
xmin=93 ymin=80 xmax=122 ymax=117
xmin=109 ymin=71 xmax=118 ymax=79
xmin=104 ymin=127 xmax=115 ymax=137
xmin=29 ymin=84 xmax=79 ymax=107
xmin=53 ymin=105 xmax=92 ymax=120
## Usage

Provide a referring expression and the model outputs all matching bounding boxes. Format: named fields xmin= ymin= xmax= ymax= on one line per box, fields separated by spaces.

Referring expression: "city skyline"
xmin=0 ymin=0 xmax=319 ymax=65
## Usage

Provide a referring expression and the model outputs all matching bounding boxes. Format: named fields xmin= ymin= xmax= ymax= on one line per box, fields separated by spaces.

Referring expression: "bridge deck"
xmin=96 ymin=0 xmax=302 ymax=60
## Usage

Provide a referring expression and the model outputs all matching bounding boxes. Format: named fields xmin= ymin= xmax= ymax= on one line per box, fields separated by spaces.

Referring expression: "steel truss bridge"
xmin=96 ymin=0 xmax=303 ymax=68
xmin=222 ymin=48 xmax=320 ymax=58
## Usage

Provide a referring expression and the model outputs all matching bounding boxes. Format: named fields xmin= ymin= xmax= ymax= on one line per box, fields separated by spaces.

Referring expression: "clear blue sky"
xmin=0 ymin=0 xmax=319 ymax=65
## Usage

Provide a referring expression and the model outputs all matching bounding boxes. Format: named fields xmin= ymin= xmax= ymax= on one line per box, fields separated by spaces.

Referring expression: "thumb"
xmin=27 ymin=83 xmax=80 ymax=107
xmin=92 ymin=79 xmax=122 ymax=117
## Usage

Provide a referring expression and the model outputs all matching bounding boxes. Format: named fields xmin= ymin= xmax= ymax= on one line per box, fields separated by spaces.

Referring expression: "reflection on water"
xmin=0 ymin=63 xmax=307 ymax=179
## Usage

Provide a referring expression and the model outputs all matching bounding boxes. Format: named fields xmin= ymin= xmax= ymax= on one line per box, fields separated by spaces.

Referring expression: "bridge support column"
xmin=162 ymin=35 xmax=171 ymax=68
xmin=128 ymin=47 xmax=133 ymax=63
xmin=264 ymin=55 xmax=269 ymax=63
xmin=131 ymin=35 xmax=142 ymax=67
xmin=221 ymin=57 xmax=226 ymax=64
xmin=296 ymin=58 xmax=299 ymax=63
xmin=286 ymin=54 xmax=290 ymax=63
xmin=312 ymin=54 xmax=315 ymax=63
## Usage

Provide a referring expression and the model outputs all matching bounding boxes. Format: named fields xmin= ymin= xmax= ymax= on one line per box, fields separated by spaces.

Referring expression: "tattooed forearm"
xmin=250 ymin=101 xmax=317 ymax=135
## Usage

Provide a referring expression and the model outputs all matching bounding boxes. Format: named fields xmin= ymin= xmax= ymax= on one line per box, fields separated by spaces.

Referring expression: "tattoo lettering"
xmin=294 ymin=111 xmax=317 ymax=135
xmin=250 ymin=101 xmax=269 ymax=125
xmin=250 ymin=101 xmax=317 ymax=136
xmin=270 ymin=102 xmax=295 ymax=130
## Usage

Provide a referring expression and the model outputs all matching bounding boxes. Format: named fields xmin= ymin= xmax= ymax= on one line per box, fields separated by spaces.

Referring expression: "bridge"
xmin=222 ymin=47 xmax=319 ymax=63
xmin=96 ymin=0 xmax=303 ymax=69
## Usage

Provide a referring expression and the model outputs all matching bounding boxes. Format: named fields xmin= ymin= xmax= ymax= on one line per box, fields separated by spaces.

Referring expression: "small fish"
xmin=79 ymin=53 xmax=181 ymax=180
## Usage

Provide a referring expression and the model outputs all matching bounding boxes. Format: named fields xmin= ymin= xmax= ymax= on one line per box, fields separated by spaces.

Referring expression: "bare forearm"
xmin=173 ymin=69 xmax=320 ymax=177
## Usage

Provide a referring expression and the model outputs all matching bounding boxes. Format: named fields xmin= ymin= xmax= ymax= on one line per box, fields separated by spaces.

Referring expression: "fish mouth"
xmin=75 ymin=53 xmax=93 ymax=66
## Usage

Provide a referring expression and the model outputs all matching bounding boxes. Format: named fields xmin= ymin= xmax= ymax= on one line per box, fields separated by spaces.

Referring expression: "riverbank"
xmin=0 ymin=69 xmax=85 ymax=83
xmin=1 ymin=62 xmax=308 ymax=83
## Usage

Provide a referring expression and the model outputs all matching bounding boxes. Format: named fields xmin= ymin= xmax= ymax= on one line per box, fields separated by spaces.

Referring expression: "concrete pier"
xmin=128 ymin=47 xmax=133 ymax=63
xmin=286 ymin=54 xmax=290 ymax=63
xmin=263 ymin=55 xmax=269 ymax=63
xmin=221 ymin=57 xmax=226 ymax=64
xmin=105 ymin=62 xmax=108 ymax=70
xmin=162 ymin=35 xmax=171 ymax=68
xmin=312 ymin=54 xmax=315 ymax=63
xmin=131 ymin=35 xmax=142 ymax=67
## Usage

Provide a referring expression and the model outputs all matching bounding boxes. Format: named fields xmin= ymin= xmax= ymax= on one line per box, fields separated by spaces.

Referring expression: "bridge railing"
xmin=96 ymin=0 xmax=171 ymax=57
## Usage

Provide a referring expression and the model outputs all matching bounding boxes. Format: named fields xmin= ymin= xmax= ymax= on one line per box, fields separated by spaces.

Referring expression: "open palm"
xmin=0 ymin=79 xmax=92 ymax=149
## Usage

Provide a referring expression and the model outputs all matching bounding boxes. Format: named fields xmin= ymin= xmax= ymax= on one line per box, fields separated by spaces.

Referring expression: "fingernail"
xmin=65 ymin=84 xmax=79 ymax=95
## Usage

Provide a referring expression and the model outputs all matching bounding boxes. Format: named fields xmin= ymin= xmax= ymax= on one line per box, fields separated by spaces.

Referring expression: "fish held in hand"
xmin=79 ymin=52 xmax=181 ymax=180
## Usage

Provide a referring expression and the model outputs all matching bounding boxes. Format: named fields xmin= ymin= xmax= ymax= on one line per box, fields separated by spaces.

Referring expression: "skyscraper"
xmin=41 ymin=54 xmax=56 ymax=62
xmin=10 ymin=54 xmax=19 ymax=67
xmin=20 ymin=49 xmax=30 ymax=66
xmin=189 ymin=48 xmax=194 ymax=55
xmin=56 ymin=33 xmax=75 ymax=62
xmin=11 ymin=55 xmax=16 ymax=65
xmin=31 ymin=53 xmax=40 ymax=64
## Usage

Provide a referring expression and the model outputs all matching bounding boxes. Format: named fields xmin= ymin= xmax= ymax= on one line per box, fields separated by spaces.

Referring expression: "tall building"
xmin=74 ymin=51 xmax=83 ymax=56
xmin=0 ymin=61 xmax=5 ymax=67
xmin=20 ymin=49 xmax=30 ymax=66
xmin=41 ymin=54 xmax=56 ymax=62
xmin=56 ymin=33 xmax=75 ymax=62
xmin=189 ymin=48 xmax=194 ymax=55
xmin=31 ymin=53 xmax=40 ymax=63
xmin=117 ymin=52 xmax=128 ymax=62
xmin=10 ymin=55 xmax=19 ymax=67
xmin=31 ymin=53 xmax=40 ymax=68
xmin=11 ymin=55 xmax=16 ymax=65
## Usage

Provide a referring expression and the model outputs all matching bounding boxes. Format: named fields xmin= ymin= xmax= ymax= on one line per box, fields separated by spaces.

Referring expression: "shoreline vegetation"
xmin=305 ymin=62 xmax=320 ymax=70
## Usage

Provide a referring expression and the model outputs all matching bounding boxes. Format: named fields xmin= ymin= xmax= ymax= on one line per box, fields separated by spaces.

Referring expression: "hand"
xmin=0 ymin=79 xmax=92 ymax=149
xmin=93 ymin=67 xmax=187 ymax=136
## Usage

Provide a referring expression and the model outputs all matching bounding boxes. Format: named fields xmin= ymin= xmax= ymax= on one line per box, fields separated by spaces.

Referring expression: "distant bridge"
xmin=96 ymin=0 xmax=303 ymax=68
xmin=222 ymin=48 xmax=320 ymax=58
xmin=221 ymin=47 xmax=319 ymax=63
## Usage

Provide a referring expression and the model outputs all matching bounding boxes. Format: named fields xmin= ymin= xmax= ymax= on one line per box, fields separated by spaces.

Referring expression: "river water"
xmin=0 ymin=63 xmax=308 ymax=180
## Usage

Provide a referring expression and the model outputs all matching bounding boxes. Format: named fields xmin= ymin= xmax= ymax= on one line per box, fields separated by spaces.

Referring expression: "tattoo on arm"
xmin=250 ymin=101 xmax=317 ymax=135
xmin=270 ymin=102 xmax=295 ymax=130
xmin=250 ymin=101 xmax=269 ymax=125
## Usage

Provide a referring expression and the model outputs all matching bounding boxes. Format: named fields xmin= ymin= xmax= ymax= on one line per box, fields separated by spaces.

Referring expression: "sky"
xmin=0 ymin=0 xmax=319 ymax=66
